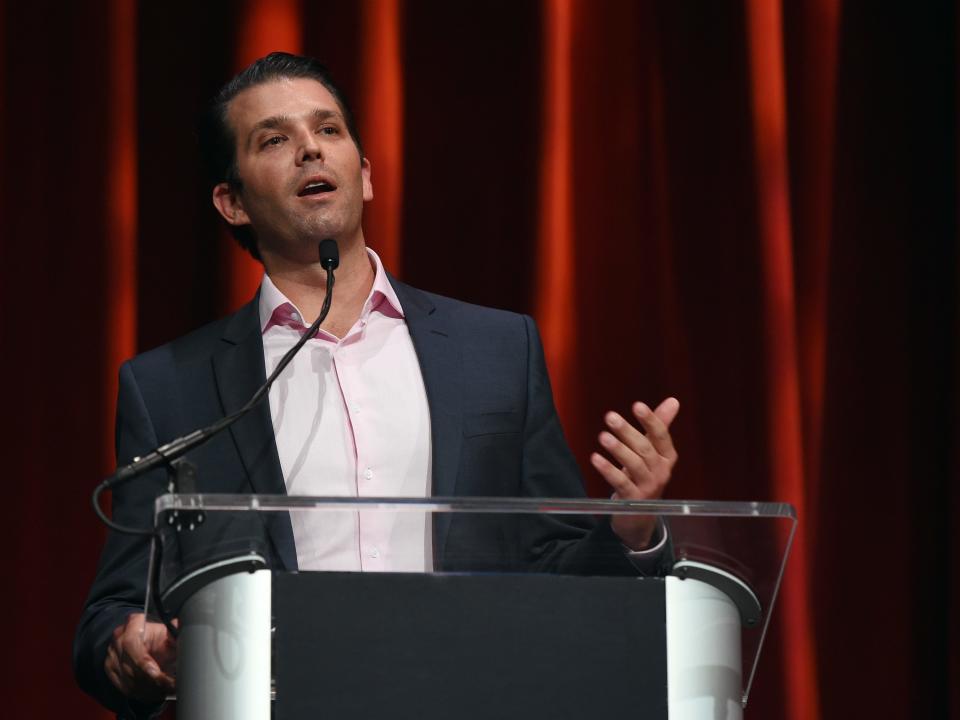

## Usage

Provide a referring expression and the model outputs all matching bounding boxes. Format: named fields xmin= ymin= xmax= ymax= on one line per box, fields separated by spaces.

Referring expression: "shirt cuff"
xmin=623 ymin=517 xmax=668 ymax=557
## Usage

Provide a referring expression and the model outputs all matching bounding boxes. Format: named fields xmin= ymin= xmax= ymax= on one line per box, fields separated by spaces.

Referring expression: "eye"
xmin=261 ymin=135 xmax=286 ymax=148
xmin=319 ymin=125 xmax=340 ymax=136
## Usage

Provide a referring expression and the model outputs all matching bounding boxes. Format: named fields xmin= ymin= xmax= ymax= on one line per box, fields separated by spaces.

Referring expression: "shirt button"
xmin=363 ymin=468 xmax=373 ymax=480
xmin=369 ymin=547 xmax=380 ymax=559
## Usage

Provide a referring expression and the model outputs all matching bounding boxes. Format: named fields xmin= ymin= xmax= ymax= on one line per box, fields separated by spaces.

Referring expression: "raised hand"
xmin=590 ymin=397 xmax=680 ymax=549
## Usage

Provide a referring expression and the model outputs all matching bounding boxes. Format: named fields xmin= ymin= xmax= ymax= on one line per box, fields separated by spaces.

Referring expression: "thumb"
xmin=653 ymin=397 xmax=680 ymax=427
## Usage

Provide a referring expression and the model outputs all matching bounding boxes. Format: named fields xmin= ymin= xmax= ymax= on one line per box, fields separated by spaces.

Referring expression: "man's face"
xmin=214 ymin=77 xmax=372 ymax=264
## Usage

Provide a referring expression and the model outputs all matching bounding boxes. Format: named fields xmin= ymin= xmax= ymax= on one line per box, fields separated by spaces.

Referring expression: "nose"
xmin=298 ymin=131 xmax=324 ymax=164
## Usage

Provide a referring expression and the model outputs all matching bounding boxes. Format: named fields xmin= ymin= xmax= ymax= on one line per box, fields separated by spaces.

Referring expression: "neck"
xmin=263 ymin=237 xmax=375 ymax=333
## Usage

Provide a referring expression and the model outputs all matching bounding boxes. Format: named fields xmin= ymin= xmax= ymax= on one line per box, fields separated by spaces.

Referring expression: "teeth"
xmin=300 ymin=181 xmax=334 ymax=196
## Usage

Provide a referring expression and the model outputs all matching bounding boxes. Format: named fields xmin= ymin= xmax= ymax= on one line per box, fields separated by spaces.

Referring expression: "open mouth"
xmin=297 ymin=180 xmax=337 ymax=197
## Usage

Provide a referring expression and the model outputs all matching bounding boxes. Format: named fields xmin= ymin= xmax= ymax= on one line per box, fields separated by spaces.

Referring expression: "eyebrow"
xmin=246 ymin=108 xmax=342 ymax=148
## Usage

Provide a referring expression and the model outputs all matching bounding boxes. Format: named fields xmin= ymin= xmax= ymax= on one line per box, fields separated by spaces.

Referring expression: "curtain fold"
xmin=105 ymin=0 xmax=138 ymax=473
xmin=745 ymin=1 xmax=819 ymax=716
xmin=536 ymin=0 xmax=577 ymax=423
xmin=359 ymin=0 xmax=404 ymax=276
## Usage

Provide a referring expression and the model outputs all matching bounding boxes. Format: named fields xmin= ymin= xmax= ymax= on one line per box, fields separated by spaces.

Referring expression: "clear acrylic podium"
xmin=149 ymin=495 xmax=796 ymax=720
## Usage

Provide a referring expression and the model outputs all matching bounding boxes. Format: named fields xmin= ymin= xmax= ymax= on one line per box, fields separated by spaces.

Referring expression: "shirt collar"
xmin=258 ymin=247 xmax=404 ymax=333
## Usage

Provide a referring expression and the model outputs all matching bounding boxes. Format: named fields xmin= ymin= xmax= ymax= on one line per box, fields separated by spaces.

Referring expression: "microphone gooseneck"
xmin=93 ymin=239 xmax=340 ymax=536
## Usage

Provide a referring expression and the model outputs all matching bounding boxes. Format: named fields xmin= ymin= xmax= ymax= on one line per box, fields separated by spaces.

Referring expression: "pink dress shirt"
xmin=260 ymin=249 xmax=433 ymax=572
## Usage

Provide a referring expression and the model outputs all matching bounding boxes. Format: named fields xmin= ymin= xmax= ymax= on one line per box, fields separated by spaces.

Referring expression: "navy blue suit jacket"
xmin=74 ymin=278 xmax=656 ymax=716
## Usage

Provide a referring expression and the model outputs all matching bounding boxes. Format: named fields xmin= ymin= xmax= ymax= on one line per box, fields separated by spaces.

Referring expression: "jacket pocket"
xmin=462 ymin=410 xmax=522 ymax=437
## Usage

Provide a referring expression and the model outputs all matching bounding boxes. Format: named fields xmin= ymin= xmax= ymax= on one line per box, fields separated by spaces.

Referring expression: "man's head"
xmin=200 ymin=53 xmax=369 ymax=262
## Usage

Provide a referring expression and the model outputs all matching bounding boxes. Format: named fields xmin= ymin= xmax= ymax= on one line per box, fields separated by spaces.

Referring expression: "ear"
xmin=361 ymin=157 xmax=374 ymax=202
xmin=212 ymin=182 xmax=251 ymax=227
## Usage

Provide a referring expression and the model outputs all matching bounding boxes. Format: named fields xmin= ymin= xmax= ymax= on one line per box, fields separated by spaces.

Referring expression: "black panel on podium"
xmin=273 ymin=572 xmax=668 ymax=720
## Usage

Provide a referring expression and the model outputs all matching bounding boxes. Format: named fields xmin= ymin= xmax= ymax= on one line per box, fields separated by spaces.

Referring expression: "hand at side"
xmin=105 ymin=612 xmax=177 ymax=703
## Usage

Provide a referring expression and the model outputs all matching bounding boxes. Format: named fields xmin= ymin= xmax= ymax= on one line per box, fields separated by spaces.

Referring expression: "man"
xmin=74 ymin=53 xmax=680 ymax=716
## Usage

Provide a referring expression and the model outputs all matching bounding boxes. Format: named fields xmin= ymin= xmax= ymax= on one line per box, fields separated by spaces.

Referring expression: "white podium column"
xmin=177 ymin=568 xmax=272 ymax=720
xmin=665 ymin=575 xmax=744 ymax=720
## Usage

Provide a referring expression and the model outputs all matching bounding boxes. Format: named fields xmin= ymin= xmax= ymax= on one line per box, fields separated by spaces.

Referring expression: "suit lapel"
xmin=389 ymin=277 xmax=464 ymax=553
xmin=212 ymin=298 xmax=298 ymax=571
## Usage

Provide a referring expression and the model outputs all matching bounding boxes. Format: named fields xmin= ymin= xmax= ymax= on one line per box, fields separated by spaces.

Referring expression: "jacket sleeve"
xmin=73 ymin=361 xmax=168 ymax=718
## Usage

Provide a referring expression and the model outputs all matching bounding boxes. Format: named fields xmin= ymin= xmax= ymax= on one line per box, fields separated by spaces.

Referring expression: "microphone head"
xmin=319 ymin=239 xmax=339 ymax=270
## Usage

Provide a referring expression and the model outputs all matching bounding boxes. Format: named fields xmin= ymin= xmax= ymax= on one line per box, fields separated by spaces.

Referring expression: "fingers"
xmin=105 ymin=644 xmax=131 ymax=696
xmin=598 ymin=423 xmax=658 ymax=489
xmin=105 ymin=614 xmax=177 ymax=701
xmin=590 ymin=451 xmax=645 ymax=499
xmin=592 ymin=397 xmax=680 ymax=501
xmin=604 ymin=411 xmax=659 ymax=466
xmin=633 ymin=399 xmax=679 ymax=463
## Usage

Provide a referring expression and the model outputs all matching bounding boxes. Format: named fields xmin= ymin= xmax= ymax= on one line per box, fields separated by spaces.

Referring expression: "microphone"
xmin=319 ymin=238 xmax=339 ymax=270
xmin=94 ymin=239 xmax=340 ymax=535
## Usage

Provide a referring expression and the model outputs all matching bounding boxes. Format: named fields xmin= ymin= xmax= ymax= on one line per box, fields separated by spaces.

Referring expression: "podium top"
xmin=156 ymin=493 xmax=795 ymax=518
xmin=151 ymin=494 xmax=796 ymax=706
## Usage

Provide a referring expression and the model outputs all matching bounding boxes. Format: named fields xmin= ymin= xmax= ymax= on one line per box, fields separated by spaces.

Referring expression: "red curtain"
xmin=2 ymin=1 xmax=956 ymax=717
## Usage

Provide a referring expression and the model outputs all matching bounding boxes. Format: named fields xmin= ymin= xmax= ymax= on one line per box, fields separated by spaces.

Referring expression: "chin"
xmin=300 ymin=214 xmax=345 ymax=240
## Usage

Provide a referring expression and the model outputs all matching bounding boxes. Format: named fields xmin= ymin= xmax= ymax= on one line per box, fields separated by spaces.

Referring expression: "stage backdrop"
xmin=1 ymin=1 xmax=956 ymax=718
